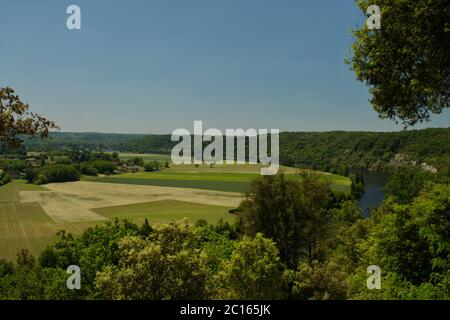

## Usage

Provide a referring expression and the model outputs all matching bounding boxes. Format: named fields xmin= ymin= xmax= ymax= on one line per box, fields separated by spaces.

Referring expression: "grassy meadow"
xmin=92 ymin=199 xmax=234 ymax=225
xmin=85 ymin=159 xmax=351 ymax=193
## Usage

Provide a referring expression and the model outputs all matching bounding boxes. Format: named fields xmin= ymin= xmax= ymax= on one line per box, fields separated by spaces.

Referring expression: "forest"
xmin=23 ymin=128 xmax=450 ymax=175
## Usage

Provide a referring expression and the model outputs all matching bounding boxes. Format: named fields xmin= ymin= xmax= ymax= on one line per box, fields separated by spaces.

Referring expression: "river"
xmin=352 ymin=170 xmax=390 ymax=217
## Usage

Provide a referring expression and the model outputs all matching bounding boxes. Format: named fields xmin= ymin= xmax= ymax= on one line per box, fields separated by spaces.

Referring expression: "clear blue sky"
xmin=1 ymin=0 xmax=449 ymax=133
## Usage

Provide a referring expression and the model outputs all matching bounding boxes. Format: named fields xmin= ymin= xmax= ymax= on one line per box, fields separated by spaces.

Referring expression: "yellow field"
xmin=0 ymin=181 xmax=98 ymax=261
xmin=0 ymin=180 xmax=242 ymax=261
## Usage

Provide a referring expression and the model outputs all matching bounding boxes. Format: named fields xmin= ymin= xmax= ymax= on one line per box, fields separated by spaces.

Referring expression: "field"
xmin=0 ymin=180 xmax=240 ymax=261
xmin=92 ymin=200 xmax=234 ymax=225
xmin=84 ymin=162 xmax=350 ymax=193
xmin=0 ymin=159 xmax=350 ymax=261
xmin=0 ymin=181 xmax=98 ymax=261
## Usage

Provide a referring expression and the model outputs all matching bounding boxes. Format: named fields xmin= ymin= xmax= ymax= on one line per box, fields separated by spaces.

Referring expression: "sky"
xmin=1 ymin=0 xmax=449 ymax=134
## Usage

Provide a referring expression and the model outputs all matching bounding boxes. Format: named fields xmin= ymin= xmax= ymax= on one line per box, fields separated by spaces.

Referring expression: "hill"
xmin=23 ymin=128 xmax=450 ymax=174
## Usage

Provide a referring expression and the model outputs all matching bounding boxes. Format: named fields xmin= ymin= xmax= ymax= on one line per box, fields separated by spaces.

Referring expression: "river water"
xmin=353 ymin=170 xmax=390 ymax=217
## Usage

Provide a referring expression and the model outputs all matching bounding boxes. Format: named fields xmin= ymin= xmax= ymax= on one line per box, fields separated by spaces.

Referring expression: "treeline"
xmin=24 ymin=132 xmax=171 ymax=154
xmin=0 ymin=171 xmax=448 ymax=300
xmin=279 ymin=128 xmax=450 ymax=175
xmin=23 ymin=128 xmax=450 ymax=175
xmin=25 ymin=164 xmax=80 ymax=185
xmin=1 ymin=149 xmax=171 ymax=185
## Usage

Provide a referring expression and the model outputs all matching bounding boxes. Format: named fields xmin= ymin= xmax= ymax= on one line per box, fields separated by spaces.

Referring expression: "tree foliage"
xmin=0 ymin=87 xmax=58 ymax=151
xmin=213 ymin=233 xmax=286 ymax=299
xmin=238 ymin=172 xmax=330 ymax=268
xmin=347 ymin=0 xmax=450 ymax=126
xmin=95 ymin=222 xmax=209 ymax=300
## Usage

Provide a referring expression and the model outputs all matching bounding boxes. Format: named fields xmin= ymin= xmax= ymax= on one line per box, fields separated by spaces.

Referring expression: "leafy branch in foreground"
xmin=347 ymin=0 xmax=450 ymax=126
xmin=0 ymin=87 xmax=58 ymax=151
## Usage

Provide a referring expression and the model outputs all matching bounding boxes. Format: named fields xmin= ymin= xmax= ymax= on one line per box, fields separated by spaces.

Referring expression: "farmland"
xmin=0 ymin=158 xmax=350 ymax=261
xmin=92 ymin=200 xmax=235 ymax=225
xmin=84 ymin=161 xmax=351 ymax=193
xmin=0 ymin=179 xmax=241 ymax=261
xmin=0 ymin=181 xmax=98 ymax=261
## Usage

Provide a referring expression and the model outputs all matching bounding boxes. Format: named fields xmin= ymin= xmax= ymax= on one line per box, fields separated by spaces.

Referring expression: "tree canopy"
xmin=0 ymin=87 xmax=57 ymax=151
xmin=347 ymin=0 xmax=450 ymax=126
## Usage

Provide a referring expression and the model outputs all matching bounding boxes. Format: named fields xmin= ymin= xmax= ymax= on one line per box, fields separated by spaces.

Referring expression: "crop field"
xmin=93 ymin=199 xmax=234 ymax=225
xmin=0 ymin=181 xmax=98 ymax=261
xmin=0 ymin=162 xmax=350 ymax=261
xmin=84 ymin=163 xmax=351 ymax=193
xmin=0 ymin=180 xmax=241 ymax=261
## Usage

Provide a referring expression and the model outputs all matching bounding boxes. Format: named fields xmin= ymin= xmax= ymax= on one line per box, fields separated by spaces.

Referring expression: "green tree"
xmin=239 ymin=172 xmax=330 ymax=268
xmin=95 ymin=221 xmax=209 ymax=300
xmin=384 ymin=166 xmax=427 ymax=203
xmin=144 ymin=161 xmax=161 ymax=172
xmin=213 ymin=233 xmax=286 ymax=299
xmin=347 ymin=0 xmax=450 ymax=126
xmin=37 ymin=164 xmax=80 ymax=184
xmin=0 ymin=87 xmax=58 ymax=151
xmin=361 ymin=183 xmax=449 ymax=289
xmin=91 ymin=160 xmax=117 ymax=174
xmin=289 ymin=260 xmax=348 ymax=300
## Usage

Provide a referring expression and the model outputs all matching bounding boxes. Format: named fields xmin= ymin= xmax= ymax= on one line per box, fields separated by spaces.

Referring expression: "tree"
xmin=80 ymin=162 xmax=99 ymax=176
xmin=347 ymin=0 xmax=450 ymax=126
xmin=0 ymin=87 xmax=58 ymax=151
xmin=37 ymin=164 xmax=80 ymax=184
xmin=144 ymin=161 xmax=160 ymax=172
xmin=0 ymin=170 xmax=11 ymax=186
xmin=364 ymin=183 xmax=449 ymax=286
xmin=95 ymin=222 xmax=209 ymax=300
xmin=384 ymin=166 xmax=427 ymax=203
xmin=91 ymin=160 xmax=117 ymax=174
xmin=289 ymin=260 xmax=348 ymax=300
xmin=132 ymin=157 xmax=144 ymax=166
xmin=213 ymin=233 xmax=286 ymax=299
xmin=238 ymin=172 xmax=330 ymax=268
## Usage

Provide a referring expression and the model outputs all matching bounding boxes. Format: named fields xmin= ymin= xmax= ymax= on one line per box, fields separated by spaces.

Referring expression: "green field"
xmin=84 ymin=164 xmax=351 ymax=193
xmin=93 ymin=199 xmax=234 ymax=225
